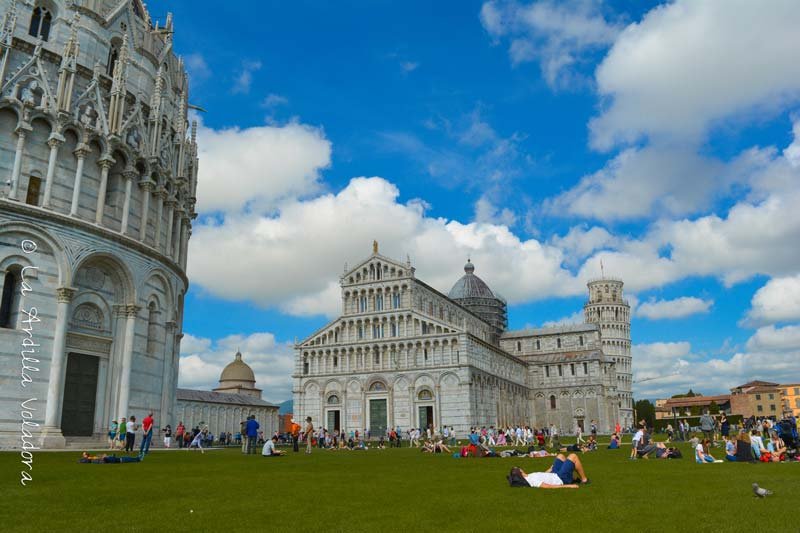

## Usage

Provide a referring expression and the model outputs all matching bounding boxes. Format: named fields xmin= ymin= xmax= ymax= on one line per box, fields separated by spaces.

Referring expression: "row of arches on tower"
xmin=301 ymin=338 xmax=461 ymax=376
xmin=585 ymin=306 xmax=630 ymax=323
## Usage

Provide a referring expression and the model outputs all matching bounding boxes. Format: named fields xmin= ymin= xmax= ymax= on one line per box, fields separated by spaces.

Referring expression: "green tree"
xmin=634 ymin=399 xmax=656 ymax=429
xmin=708 ymin=401 xmax=720 ymax=414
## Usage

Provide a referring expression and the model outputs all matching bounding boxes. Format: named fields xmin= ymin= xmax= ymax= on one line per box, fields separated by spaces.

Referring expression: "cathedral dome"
xmin=219 ymin=351 xmax=256 ymax=384
xmin=448 ymin=260 xmax=498 ymax=300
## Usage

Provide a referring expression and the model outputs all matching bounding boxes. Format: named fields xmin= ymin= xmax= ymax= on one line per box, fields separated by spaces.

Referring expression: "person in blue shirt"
xmin=245 ymin=415 xmax=259 ymax=455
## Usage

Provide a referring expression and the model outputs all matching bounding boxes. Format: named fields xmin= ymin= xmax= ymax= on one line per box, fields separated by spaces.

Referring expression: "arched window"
xmin=29 ymin=6 xmax=52 ymax=41
xmin=392 ymin=292 xmax=400 ymax=309
xmin=375 ymin=294 xmax=383 ymax=311
xmin=418 ymin=389 xmax=433 ymax=401
xmin=146 ymin=301 xmax=158 ymax=354
xmin=368 ymin=381 xmax=386 ymax=392
xmin=0 ymin=270 xmax=20 ymax=328
xmin=359 ymin=296 xmax=367 ymax=312
xmin=25 ymin=175 xmax=42 ymax=206
xmin=549 ymin=395 xmax=556 ymax=409
xmin=327 ymin=394 xmax=339 ymax=405
xmin=302 ymin=357 xmax=309 ymax=375
xmin=107 ymin=41 xmax=120 ymax=76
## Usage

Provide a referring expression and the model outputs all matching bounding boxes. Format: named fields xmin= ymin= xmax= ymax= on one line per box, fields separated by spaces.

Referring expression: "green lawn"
xmin=1 ymin=441 xmax=797 ymax=532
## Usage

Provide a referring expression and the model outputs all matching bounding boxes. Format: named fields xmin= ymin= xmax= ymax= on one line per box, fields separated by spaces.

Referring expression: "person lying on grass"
xmin=511 ymin=453 xmax=591 ymax=489
xmin=422 ymin=439 xmax=452 ymax=453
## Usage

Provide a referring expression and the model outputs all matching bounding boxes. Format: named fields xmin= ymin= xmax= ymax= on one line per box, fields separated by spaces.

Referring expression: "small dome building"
xmin=176 ymin=350 xmax=278 ymax=440
xmin=214 ymin=351 xmax=262 ymax=398
xmin=448 ymin=260 xmax=508 ymax=336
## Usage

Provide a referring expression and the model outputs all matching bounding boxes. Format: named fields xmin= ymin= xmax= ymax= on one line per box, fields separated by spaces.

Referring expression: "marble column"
xmin=8 ymin=125 xmax=30 ymax=201
xmin=120 ymin=169 xmax=136 ymax=235
xmin=94 ymin=157 xmax=113 ymax=224
xmin=43 ymin=287 xmax=75 ymax=430
xmin=116 ymin=304 xmax=140 ymax=418
xmin=41 ymin=136 xmax=63 ymax=208
xmin=153 ymin=187 xmax=166 ymax=249
xmin=163 ymin=198 xmax=176 ymax=255
xmin=160 ymin=321 xmax=176 ymax=429
xmin=138 ymin=180 xmax=152 ymax=241
xmin=172 ymin=210 xmax=184 ymax=262
xmin=69 ymin=144 xmax=90 ymax=216
xmin=180 ymin=220 xmax=190 ymax=270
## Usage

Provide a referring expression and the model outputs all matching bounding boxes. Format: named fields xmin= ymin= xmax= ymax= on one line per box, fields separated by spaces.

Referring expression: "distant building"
xmin=292 ymin=244 xmax=631 ymax=436
xmin=660 ymin=395 xmax=732 ymax=419
xmin=730 ymin=381 xmax=783 ymax=418
xmin=176 ymin=351 xmax=278 ymax=438
xmin=779 ymin=383 xmax=800 ymax=417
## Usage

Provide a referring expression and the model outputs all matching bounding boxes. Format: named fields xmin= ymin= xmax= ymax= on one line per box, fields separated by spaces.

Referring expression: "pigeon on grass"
xmin=752 ymin=483 xmax=773 ymax=498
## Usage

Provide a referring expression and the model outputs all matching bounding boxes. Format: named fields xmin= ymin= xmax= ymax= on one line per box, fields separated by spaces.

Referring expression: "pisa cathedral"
xmin=0 ymin=0 xmax=196 ymax=448
xmin=293 ymin=244 xmax=633 ymax=435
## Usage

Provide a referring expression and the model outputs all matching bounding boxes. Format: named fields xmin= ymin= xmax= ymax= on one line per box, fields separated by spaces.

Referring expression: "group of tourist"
xmin=106 ymin=412 xmax=155 ymax=457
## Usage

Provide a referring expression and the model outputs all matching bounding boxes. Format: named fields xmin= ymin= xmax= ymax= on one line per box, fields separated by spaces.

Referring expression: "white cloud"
xmin=541 ymin=310 xmax=584 ymax=327
xmin=786 ymin=118 xmax=800 ymax=167
xmin=232 ymin=60 xmax=262 ymax=94
xmin=178 ymin=332 xmax=295 ymax=403
xmin=195 ymin=120 xmax=331 ymax=214
xmin=551 ymin=225 xmax=615 ymax=264
xmin=544 ymin=144 xmax=725 ymax=221
xmin=636 ymin=296 xmax=713 ymax=320
xmin=474 ymin=196 xmax=517 ymax=226
xmin=632 ymin=341 xmax=800 ymax=398
xmin=746 ymin=324 xmax=800 ymax=352
xmin=481 ymin=0 xmax=621 ymax=89
xmin=185 ymin=53 xmax=211 ymax=83
xmin=591 ymin=1 xmax=800 ymax=150
xmin=188 ymin=176 xmax=581 ymax=319
xmin=400 ymin=61 xmax=419 ymax=73
xmin=261 ymin=93 xmax=289 ymax=109
xmin=744 ymin=274 xmax=800 ymax=325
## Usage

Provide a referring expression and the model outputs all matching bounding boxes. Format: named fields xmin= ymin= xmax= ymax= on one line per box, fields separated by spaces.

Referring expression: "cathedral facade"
xmin=293 ymin=245 xmax=632 ymax=436
xmin=0 ymin=0 xmax=196 ymax=448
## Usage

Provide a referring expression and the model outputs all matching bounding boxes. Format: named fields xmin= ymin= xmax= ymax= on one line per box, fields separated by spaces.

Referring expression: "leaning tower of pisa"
xmin=584 ymin=278 xmax=632 ymax=429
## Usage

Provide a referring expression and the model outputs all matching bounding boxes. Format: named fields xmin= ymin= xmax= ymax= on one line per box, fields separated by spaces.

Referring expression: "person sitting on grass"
xmin=262 ymin=436 xmax=284 ymax=457
xmin=651 ymin=442 xmax=681 ymax=459
xmin=767 ymin=433 xmax=786 ymax=462
xmin=511 ymin=453 xmax=591 ymax=489
xmin=695 ymin=438 xmax=717 ymax=463
xmin=608 ymin=433 xmax=620 ymax=449
xmin=734 ymin=431 xmax=755 ymax=462
xmin=750 ymin=430 xmax=767 ymax=460
xmin=724 ymin=435 xmax=737 ymax=461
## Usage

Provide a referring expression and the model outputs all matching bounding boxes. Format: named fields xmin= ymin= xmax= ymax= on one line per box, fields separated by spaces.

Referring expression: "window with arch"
xmin=29 ymin=6 xmax=53 ymax=41
xmin=373 ymin=349 xmax=380 ymax=365
xmin=357 ymin=325 xmax=364 ymax=340
xmin=25 ymin=175 xmax=42 ymax=206
xmin=333 ymin=356 xmax=338 ymax=368
xmin=146 ymin=301 xmax=159 ymax=354
xmin=423 ymin=348 xmax=428 ymax=360
xmin=550 ymin=395 xmax=557 ymax=409
xmin=390 ymin=322 xmax=398 ymax=337
xmin=0 ymin=270 xmax=20 ymax=328
xmin=418 ymin=389 xmax=433 ymax=401
xmin=368 ymin=381 xmax=386 ymax=392
xmin=302 ymin=357 xmax=309 ymax=375
xmin=392 ymin=292 xmax=400 ymax=309
xmin=359 ymin=296 xmax=367 ymax=312
xmin=107 ymin=40 xmax=120 ymax=76
xmin=327 ymin=394 xmax=340 ymax=405
xmin=375 ymin=294 xmax=383 ymax=311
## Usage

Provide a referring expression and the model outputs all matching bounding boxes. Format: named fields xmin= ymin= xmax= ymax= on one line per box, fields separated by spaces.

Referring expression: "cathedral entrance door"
xmin=369 ymin=399 xmax=387 ymax=436
xmin=418 ymin=405 xmax=433 ymax=431
xmin=327 ymin=409 xmax=341 ymax=432
xmin=576 ymin=418 xmax=585 ymax=433
xmin=61 ymin=353 xmax=99 ymax=436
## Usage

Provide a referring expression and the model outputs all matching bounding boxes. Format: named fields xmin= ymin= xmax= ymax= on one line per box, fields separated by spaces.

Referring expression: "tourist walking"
xmin=576 ymin=425 xmax=585 ymax=444
xmin=304 ymin=416 xmax=315 ymax=454
xmin=246 ymin=415 xmax=259 ymax=454
xmin=125 ymin=416 xmax=137 ymax=452
xmin=140 ymin=412 xmax=154 ymax=455
xmin=290 ymin=419 xmax=301 ymax=452
xmin=108 ymin=419 xmax=118 ymax=449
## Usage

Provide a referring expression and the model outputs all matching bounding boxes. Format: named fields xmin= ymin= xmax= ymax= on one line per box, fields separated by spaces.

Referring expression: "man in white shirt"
xmin=262 ymin=436 xmax=284 ymax=457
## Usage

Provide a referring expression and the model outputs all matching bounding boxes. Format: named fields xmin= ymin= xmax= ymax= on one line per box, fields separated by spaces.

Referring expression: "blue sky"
xmin=155 ymin=0 xmax=800 ymax=402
